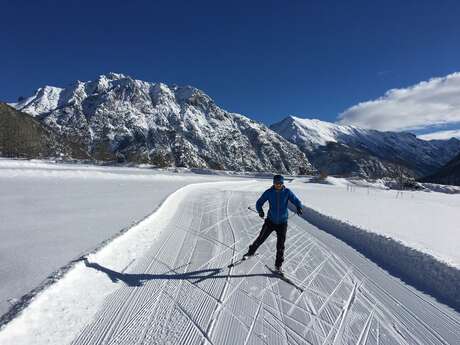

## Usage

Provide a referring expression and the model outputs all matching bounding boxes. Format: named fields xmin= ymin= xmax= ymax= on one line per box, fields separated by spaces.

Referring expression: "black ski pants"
xmin=247 ymin=218 xmax=287 ymax=268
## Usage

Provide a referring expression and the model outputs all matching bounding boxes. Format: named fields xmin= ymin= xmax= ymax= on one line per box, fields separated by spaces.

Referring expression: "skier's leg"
xmin=247 ymin=219 xmax=273 ymax=256
xmin=275 ymin=223 xmax=288 ymax=269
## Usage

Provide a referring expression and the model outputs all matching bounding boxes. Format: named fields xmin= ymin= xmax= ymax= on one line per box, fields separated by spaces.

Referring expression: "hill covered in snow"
xmin=11 ymin=73 xmax=313 ymax=175
xmin=271 ymin=116 xmax=460 ymax=178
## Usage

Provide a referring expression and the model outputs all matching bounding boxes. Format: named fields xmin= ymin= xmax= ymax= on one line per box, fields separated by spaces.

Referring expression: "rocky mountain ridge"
xmin=271 ymin=116 xmax=460 ymax=178
xmin=12 ymin=73 xmax=313 ymax=174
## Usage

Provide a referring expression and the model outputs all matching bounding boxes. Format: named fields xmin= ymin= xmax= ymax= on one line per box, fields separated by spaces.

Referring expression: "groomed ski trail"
xmin=1 ymin=181 xmax=459 ymax=345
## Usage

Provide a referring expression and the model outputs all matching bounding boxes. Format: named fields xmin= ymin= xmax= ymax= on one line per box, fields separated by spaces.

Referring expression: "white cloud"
xmin=418 ymin=129 xmax=460 ymax=141
xmin=338 ymin=72 xmax=460 ymax=131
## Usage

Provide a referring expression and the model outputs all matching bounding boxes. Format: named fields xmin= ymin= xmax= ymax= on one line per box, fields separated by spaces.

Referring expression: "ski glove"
xmin=296 ymin=207 xmax=303 ymax=216
xmin=258 ymin=211 xmax=265 ymax=219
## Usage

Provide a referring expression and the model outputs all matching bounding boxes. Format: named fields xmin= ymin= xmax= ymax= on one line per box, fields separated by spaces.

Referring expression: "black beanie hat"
xmin=273 ymin=175 xmax=284 ymax=184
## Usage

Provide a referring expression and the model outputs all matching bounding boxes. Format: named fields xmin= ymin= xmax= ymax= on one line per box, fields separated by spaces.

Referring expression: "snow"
xmin=0 ymin=181 xmax=222 ymax=344
xmin=0 ymin=181 xmax=244 ymax=344
xmin=288 ymin=178 xmax=460 ymax=309
xmin=287 ymin=116 xmax=356 ymax=146
xmin=420 ymin=182 xmax=460 ymax=194
xmin=1 ymin=179 xmax=458 ymax=344
xmin=291 ymin=178 xmax=460 ymax=268
xmin=14 ymin=86 xmax=64 ymax=116
xmin=0 ymin=159 xmax=239 ymax=316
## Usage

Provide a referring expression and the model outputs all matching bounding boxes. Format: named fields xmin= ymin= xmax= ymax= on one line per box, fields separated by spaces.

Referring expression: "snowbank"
xmin=291 ymin=179 xmax=460 ymax=310
xmin=296 ymin=205 xmax=460 ymax=310
xmin=294 ymin=180 xmax=460 ymax=267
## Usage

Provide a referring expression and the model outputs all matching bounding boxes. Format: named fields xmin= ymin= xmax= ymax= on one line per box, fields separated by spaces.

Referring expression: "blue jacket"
xmin=256 ymin=186 xmax=303 ymax=224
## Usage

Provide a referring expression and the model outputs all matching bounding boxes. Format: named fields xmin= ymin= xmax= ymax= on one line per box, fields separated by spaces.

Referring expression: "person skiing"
xmin=243 ymin=174 xmax=303 ymax=274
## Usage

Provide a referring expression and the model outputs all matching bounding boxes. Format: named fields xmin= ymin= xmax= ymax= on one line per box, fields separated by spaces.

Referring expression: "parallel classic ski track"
xmin=203 ymin=191 xmax=235 ymax=345
xmin=61 ymin=185 xmax=460 ymax=344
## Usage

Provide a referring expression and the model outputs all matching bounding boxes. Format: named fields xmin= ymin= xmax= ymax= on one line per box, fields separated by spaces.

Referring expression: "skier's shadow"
xmin=83 ymin=258 xmax=275 ymax=287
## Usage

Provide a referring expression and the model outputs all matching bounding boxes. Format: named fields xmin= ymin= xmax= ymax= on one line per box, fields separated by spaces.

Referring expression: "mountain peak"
xmin=272 ymin=116 xmax=360 ymax=148
xmin=101 ymin=72 xmax=128 ymax=80
xmin=175 ymin=85 xmax=208 ymax=99
xmin=288 ymin=116 xmax=359 ymax=129
xmin=12 ymin=85 xmax=64 ymax=116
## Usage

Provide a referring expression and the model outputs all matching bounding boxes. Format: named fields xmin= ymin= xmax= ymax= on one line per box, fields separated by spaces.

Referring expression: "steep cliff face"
xmin=13 ymin=73 xmax=313 ymax=174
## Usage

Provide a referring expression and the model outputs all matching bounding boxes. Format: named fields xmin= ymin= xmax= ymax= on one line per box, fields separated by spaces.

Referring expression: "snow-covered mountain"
xmin=271 ymin=116 xmax=460 ymax=178
xmin=12 ymin=73 xmax=313 ymax=174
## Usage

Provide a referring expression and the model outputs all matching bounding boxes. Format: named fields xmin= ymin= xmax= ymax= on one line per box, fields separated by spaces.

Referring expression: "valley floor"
xmin=0 ymin=159 xmax=235 ymax=316
xmin=1 ymin=180 xmax=459 ymax=344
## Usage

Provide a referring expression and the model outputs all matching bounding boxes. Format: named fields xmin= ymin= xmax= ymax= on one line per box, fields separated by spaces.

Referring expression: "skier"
xmin=243 ymin=174 xmax=303 ymax=274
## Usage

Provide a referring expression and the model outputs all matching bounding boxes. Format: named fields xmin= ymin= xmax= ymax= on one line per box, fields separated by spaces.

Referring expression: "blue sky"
xmin=1 ymin=0 xmax=460 ymax=134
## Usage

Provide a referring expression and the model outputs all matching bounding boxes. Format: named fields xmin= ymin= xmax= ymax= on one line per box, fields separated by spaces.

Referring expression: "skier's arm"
xmin=288 ymin=190 xmax=303 ymax=213
xmin=256 ymin=190 xmax=269 ymax=214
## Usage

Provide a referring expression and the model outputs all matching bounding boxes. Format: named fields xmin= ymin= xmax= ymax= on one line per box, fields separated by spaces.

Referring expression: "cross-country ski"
xmin=227 ymin=253 xmax=258 ymax=268
xmin=265 ymin=264 xmax=305 ymax=293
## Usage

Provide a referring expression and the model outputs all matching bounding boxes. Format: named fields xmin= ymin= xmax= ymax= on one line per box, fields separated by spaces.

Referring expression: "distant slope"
xmin=0 ymin=103 xmax=88 ymax=159
xmin=12 ymin=73 xmax=313 ymax=174
xmin=271 ymin=116 xmax=460 ymax=178
xmin=420 ymin=152 xmax=460 ymax=186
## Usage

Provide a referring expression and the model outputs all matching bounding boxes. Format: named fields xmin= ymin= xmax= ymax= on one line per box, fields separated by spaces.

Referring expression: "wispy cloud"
xmin=418 ymin=129 xmax=460 ymax=141
xmin=338 ymin=72 xmax=460 ymax=131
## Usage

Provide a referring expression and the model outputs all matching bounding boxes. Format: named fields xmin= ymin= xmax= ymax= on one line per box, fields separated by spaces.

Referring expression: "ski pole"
xmin=247 ymin=206 xmax=258 ymax=213
xmin=248 ymin=206 xmax=265 ymax=220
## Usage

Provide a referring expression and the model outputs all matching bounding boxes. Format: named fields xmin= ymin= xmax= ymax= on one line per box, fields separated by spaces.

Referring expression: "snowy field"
xmin=1 ymin=160 xmax=460 ymax=344
xmin=0 ymin=159 xmax=239 ymax=317
xmin=1 ymin=179 xmax=459 ymax=344
xmin=291 ymin=177 xmax=460 ymax=268
xmin=287 ymin=177 xmax=460 ymax=310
